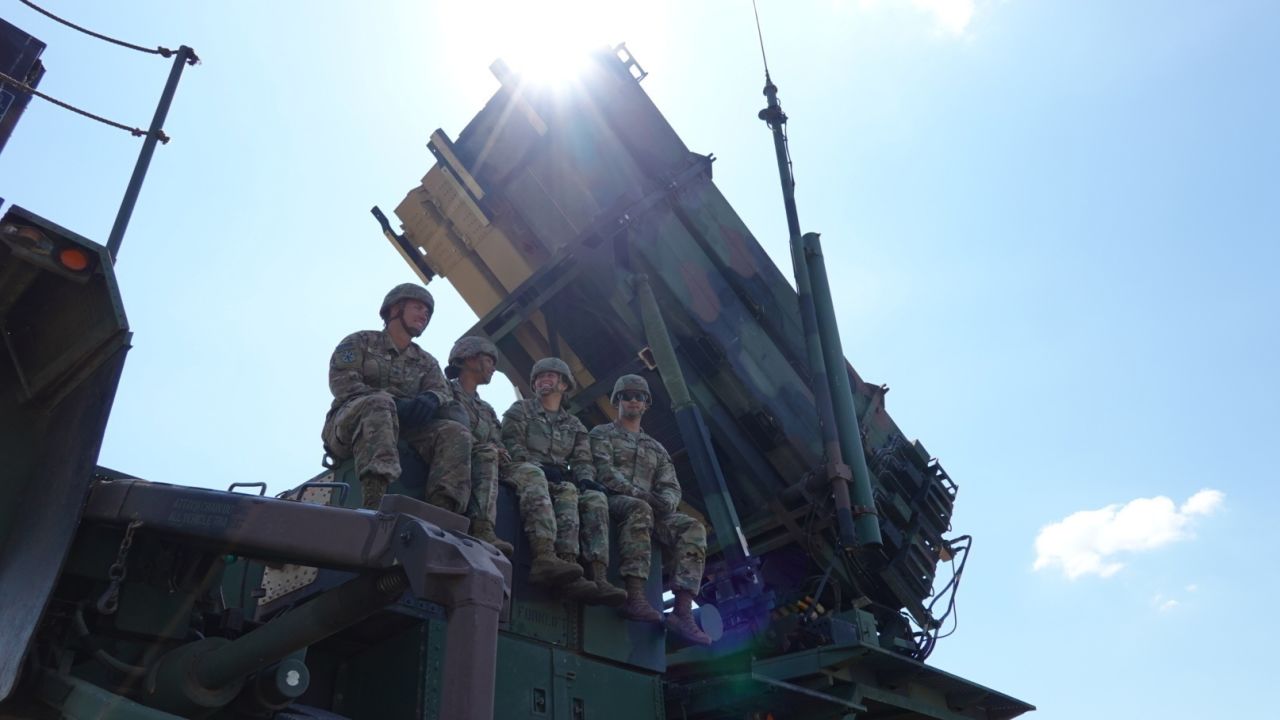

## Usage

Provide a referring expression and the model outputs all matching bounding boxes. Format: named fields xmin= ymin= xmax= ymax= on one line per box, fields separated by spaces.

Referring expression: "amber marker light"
xmin=58 ymin=247 xmax=90 ymax=272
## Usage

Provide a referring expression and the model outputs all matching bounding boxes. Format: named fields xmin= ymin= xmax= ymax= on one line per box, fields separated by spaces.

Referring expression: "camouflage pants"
xmin=549 ymin=482 xmax=609 ymax=564
xmin=500 ymin=462 xmax=558 ymax=549
xmin=500 ymin=463 xmax=607 ymax=563
xmin=322 ymin=392 xmax=400 ymax=508
xmin=608 ymin=495 xmax=706 ymax=593
xmin=402 ymin=418 xmax=472 ymax=514
xmin=465 ymin=443 xmax=501 ymax=527
xmin=323 ymin=391 xmax=472 ymax=512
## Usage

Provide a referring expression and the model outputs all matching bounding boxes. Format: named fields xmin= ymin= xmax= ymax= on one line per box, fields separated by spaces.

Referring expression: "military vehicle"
xmin=0 ymin=13 xmax=1032 ymax=719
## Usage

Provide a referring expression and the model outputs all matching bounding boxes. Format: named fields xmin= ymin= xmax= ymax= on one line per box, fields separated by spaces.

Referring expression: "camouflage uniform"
xmin=501 ymin=398 xmax=608 ymax=563
xmin=322 ymin=330 xmax=472 ymax=511
xmin=589 ymin=421 xmax=706 ymax=593
xmin=449 ymin=378 xmax=502 ymax=529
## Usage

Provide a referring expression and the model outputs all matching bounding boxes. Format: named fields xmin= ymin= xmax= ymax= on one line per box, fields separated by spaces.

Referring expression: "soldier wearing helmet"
xmin=590 ymin=373 xmax=711 ymax=644
xmin=321 ymin=283 xmax=473 ymax=513
xmin=445 ymin=336 xmax=514 ymax=557
xmin=499 ymin=358 xmax=626 ymax=604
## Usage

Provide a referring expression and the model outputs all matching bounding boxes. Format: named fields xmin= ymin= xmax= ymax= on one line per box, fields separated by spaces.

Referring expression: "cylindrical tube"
xmin=761 ymin=81 xmax=857 ymax=548
xmin=195 ymin=568 xmax=406 ymax=691
xmin=803 ymin=232 xmax=882 ymax=548
xmin=635 ymin=274 xmax=749 ymax=561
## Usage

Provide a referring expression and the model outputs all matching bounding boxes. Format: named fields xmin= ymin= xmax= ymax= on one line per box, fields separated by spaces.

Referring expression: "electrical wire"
xmin=18 ymin=0 xmax=176 ymax=57
xmin=908 ymin=535 xmax=972 ymax=660
xmin=0 ymin=70 xmax=166 ymax=141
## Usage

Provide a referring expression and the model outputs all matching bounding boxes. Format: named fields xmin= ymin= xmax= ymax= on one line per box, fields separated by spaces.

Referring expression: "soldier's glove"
xmin=396 ymin=393 xmax=439 ymax=428
xmin=640 ymin=491 xmax=671 ymax=513
xmin=577 ymin=478 xmax=607 ymax=494
xmin=540 ymin=463 xmax=568 ymax=485
xmin=436 ymin=400 xmax=471 ymax=426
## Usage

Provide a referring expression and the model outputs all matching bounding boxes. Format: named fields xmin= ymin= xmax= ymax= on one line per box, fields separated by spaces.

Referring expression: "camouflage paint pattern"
xmin=591 ymin=421 xmax=706 ymax=592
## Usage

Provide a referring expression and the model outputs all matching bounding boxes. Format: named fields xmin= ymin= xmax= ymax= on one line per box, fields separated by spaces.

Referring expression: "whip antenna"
xmin=752 ymin=0 xmax=772 ymax=81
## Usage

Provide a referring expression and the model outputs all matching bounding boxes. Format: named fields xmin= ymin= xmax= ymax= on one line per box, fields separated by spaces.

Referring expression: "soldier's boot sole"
xmin=528 ymin=556 xmax=583 ymax=586
xmin=620 ymin=598 xmax=663 ymax=623
xmin=666 ymin=612 xmax=713 ymax=645
xmin=593 ymin=581 xmax=627 ymax=607
xmin=560 ymin=577 xmax=600 ymax=601
xmin=471 ymin=527 xmax=515 ymax=558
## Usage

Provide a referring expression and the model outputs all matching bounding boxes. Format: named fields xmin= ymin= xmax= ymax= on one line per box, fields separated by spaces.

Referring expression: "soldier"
xmin=321 ymin=283 xmax=472 ymax=512
xmin=590 ymin=374 xmax=711 ymax=645
xmin=445 ymin=336 xmax=514 ymax=558
xmin=501 ymin=358 xmax=626 ymax=606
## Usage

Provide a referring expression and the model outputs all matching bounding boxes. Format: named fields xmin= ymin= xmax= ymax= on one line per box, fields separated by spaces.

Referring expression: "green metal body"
xmin=389 ymin=45 xmax=1033 ymax=720
xmin=802 ymin=231 xmax=883 ymax=547
xmin=0 ymin=40 xmax=1031 ymax=720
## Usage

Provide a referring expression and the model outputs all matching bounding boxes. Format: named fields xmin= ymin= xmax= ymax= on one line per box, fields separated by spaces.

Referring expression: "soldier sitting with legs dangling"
xmin=321 ymin=283 xmax=473 ymax=513
xmin=590 ymin=374 xmax=711 ymax=644
xmin=445 ymin=336 xmax=515 ymax=557
xmin=500 ymin=358 xmax=626 ymax=606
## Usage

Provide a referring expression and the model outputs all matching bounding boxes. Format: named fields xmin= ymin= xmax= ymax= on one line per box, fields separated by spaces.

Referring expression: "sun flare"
xmin=464 ymin=0 xmax=626 ymax=84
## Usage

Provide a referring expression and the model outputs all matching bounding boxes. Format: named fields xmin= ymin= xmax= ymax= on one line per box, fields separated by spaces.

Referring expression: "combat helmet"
xmin=530 ymin=357 xmax=576 ymax=392
xmin=446 ymin=336 xmax=498 ymax=379
xmin=611 ymin=374 xmax=651 ymax=404
xmin=380 ymin=283 xmax=435 ymax=321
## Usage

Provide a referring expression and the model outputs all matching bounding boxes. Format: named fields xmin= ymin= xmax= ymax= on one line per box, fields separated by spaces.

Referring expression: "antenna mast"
xmin=752 ymin=1 xmax=882 ymax=550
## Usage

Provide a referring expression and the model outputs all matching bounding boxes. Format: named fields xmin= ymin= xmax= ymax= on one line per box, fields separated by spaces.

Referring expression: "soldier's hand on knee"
xmin=539 ymin=463 xmax=566 ymax=485
xmin=642 ymin=491 xmax=671 ymax=513
xmin=396 ymin=393 xmax=439 ymax=428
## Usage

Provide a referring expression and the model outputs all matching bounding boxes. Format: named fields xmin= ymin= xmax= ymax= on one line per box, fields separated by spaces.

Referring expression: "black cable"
xmin=18 ymin=0 xmax=175 ymax=57
xmin=0 ymin=69 xmax=163 ymax=140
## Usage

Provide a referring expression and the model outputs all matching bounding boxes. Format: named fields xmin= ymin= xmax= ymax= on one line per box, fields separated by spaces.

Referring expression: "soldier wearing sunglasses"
xmin=589 ymin=374 xmax=711 ymax=645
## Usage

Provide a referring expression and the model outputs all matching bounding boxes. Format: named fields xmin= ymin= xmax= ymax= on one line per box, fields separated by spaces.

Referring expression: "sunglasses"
xmin=618 ymin=391 xmax=649 ymax=403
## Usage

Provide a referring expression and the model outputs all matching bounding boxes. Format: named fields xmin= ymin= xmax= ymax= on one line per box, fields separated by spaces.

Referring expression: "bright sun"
xmin=450 ymin=0 xmax=630 ymax=84
xmin=499 ymin=0 xmax=619 ymax=82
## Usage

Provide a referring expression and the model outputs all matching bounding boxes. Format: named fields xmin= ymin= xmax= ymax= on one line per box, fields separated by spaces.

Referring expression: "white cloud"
xmin=1185 ymin=584 xmax=1198 ymax=593
xmin=1181 ymin=489 xmax=1224 ymax=516
xmin=1158 ymin=599 xmax=1179 ymax=612
xmin=845 ymin=0 xmax=977 ymax=36
xmin=1033 ymin=489 xmax=1225 ymax=580
xmin=911 ymin=0 xmax=975 ymax=35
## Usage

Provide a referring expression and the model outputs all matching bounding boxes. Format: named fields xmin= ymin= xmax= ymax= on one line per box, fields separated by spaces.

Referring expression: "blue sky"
xmin=2 ymin=1 xmax=1276 ymax=717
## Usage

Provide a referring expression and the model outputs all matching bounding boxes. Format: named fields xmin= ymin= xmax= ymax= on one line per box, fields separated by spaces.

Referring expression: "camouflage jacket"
xmin=501 ymin=398 xmax=594 ymax=484
xmin=327 ymin=330 xmax=451 ymax=414
xmin=589 ymin=421 xmax=681 ymax=514
xmin=449 ymin=379 xmax=502 ymax=447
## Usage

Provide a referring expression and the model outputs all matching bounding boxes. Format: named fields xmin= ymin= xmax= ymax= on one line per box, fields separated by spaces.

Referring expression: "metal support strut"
xmin=106 ymin=45 xmax=196 ymax=261
xmin=634 ymin=273 xmax=749 ymax=563
xmin=758 ymin=76 xmax=882 ymax=550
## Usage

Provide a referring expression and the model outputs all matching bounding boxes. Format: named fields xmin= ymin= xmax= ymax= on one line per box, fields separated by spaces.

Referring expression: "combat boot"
xmin=619 ymin=576 xmax=662 ymax=623
xmin=557 ymin=554 xmax=603 ymax=603
xmin=666 ymin=590 xmax=712 ymax=645
xmin=588 ymin=561 xmax=627 ymax=607
xmin=470 ymin=520 xmax=514 ymax=558
xmin=527 ymin=541 xmax=583 ymax=587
